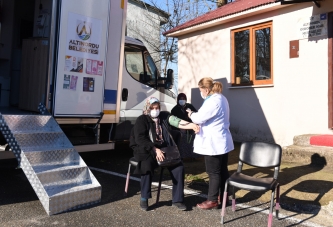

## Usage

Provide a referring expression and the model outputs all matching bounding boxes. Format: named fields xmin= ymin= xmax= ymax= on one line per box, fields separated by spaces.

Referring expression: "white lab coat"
xmin=191 ymin=93 xmax=234 ymax=155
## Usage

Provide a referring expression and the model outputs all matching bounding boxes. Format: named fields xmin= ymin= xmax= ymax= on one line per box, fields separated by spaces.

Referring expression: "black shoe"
xmin=140 ymin=200 xmax=148 ymax=211
xmin=172 ymin=202 xmax=186 ymax=211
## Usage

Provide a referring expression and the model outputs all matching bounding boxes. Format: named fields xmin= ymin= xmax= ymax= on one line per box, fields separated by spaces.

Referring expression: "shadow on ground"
xmin=1 ymin=140 xmax=332 ymax=225
xmin=182 ymin=142 xmax=333 ymax=226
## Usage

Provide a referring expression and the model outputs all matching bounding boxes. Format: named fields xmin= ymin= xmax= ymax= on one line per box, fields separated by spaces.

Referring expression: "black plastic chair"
xmin=124 ymin=157 xmax=165 ymax=204
xmin=221 ymin=142 xmax=282 ymax=227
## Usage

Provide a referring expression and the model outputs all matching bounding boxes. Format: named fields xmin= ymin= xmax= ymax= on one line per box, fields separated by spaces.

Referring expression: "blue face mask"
xmin=178 ymin=100 xmax=186 ymax=106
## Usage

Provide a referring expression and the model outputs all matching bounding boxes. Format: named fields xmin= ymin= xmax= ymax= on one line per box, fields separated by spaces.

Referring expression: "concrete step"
xmin=282 ymin=144 xmax=333 ymax=166
xmin=293 ymin=134 xmax=319 ymax=146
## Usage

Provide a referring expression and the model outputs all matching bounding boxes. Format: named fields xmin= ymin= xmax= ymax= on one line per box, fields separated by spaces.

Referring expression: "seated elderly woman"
xmin=129 ymin=97 xmax=199 ymax=211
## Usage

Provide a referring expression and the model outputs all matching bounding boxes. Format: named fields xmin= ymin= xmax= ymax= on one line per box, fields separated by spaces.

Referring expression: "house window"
xmin=231 ymin=22 xmax=273 ymax=86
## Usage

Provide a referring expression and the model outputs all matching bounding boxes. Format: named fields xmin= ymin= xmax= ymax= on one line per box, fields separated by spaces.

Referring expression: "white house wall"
xmin=177 ymin=1 xmax=333 ymax=147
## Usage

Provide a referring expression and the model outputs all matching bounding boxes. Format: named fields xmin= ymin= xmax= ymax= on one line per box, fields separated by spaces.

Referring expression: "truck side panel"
xmin=103 ymin=0 xmax=127 ymax=124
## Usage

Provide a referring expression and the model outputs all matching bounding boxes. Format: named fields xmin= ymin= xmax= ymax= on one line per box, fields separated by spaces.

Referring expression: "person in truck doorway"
xmin=171 ymin=93 xmax=201 ymax=159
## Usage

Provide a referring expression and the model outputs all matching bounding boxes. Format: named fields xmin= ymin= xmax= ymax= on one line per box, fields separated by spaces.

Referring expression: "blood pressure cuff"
xmin=168 ymin=115 xmax=182 ymax=128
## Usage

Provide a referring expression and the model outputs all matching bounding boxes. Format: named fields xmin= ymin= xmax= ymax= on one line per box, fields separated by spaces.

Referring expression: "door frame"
xmin=328 ymin=12 xmax=333 ymax=128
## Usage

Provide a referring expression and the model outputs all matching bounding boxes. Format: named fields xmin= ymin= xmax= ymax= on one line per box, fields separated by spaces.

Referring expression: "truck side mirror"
xmin=165 ymin=69 xmax=173 ymax=89
xmin=139 ymin=72 xmax=151 ymax=83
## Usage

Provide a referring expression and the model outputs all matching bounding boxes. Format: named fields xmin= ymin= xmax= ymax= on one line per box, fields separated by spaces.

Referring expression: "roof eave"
xmin=166 ymin=2 xmax=289 ymax=37
xmin=129 ymin=0 xmax=170 ymax=19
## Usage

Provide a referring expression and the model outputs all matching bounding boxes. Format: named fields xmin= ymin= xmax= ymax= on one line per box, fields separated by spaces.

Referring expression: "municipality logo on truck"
xmin=76 ymin=21 xmax=91 ymax=40
xmin=67 ymin=12 xmax=102 ymax=59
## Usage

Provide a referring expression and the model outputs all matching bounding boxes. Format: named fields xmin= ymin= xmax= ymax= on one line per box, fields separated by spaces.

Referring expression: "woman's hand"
xmin=190 ymin=123 xmax=200 ymax=134
xmin=154 ymin=147 xmax=165 ymax=162
xmin=186 ymin=109 xmax=193 ymax=118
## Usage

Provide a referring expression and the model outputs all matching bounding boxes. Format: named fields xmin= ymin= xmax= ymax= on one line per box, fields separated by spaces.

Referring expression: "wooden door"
xmin=329 ymin=12 xmax=333 ymax=128
xmin=19 ymin=39 xmax=48 ymax=111
xmin=31 ymin=39 xmax=48 ymax=111
xmin=19 ymin=39 xmax=32 ymax=110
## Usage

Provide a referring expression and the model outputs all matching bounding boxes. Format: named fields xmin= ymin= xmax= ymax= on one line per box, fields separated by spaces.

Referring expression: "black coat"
xmin=171 ymin=103 xmax=197 ymax=123
xmin=129 ymin=114 xmax=179 ymax=175
xmin=171 ymin=103 xmax=197 ymax=132
xmin=129 ymin=115 xmax=157 ymax=175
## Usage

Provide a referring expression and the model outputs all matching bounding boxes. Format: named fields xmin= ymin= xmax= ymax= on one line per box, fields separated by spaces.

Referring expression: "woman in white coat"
xmin=187 ymin=77 xmax=234 ymax=210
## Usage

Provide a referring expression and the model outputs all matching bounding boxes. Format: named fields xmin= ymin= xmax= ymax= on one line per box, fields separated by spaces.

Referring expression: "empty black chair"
xmin=221 ymin=142 xmax=282 ymax=227
xmin=124 ymin=157 xmax=165 ymax=204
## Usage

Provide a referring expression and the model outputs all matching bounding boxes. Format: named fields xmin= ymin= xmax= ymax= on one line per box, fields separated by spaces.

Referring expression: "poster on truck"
xmin=53 ymin=0 xmax=109 ymax=117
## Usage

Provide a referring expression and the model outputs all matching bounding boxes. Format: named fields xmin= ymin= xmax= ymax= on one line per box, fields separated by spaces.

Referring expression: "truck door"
xmin=115 ymin=42 xmax=176 ymax=140
xmin=121 ymin=45 xmax=161 ymax=123
xmin=52 ymin=0 xmax=110 ymax=117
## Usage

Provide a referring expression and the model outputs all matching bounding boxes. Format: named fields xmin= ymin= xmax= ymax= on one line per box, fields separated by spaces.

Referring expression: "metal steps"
xmin=0 ymin=113 xmax=101 ymax=215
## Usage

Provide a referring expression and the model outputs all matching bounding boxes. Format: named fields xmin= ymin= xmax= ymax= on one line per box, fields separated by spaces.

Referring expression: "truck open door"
xmin=49 ymin=0 xmax=127 ymax=149
xmin=51 ymin=0 xmax=126 ymax=121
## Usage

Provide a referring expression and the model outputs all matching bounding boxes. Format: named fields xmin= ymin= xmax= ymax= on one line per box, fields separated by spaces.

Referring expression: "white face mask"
xmin=178 ymin=100 xmax=186 ymax=106
xmin=150 ymin=109 xmax=160 ymax=118
xmin=200 ymin=91 xmax=206 ymax=100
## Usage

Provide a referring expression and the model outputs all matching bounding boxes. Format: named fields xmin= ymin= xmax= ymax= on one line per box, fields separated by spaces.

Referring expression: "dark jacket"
xmin=171 ymin=103 xmax=197 ymax=123
xmin=129 ymin=115 xmax=158 ymax=175
xmin=171 ymin=103 xmax=197 ymax=132
xmin=129 ymin=114 xmax=181 ymax=174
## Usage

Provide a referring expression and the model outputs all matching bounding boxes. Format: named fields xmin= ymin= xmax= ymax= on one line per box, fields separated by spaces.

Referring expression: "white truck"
xmin=0 ymin=0 xmax=176 ymax=155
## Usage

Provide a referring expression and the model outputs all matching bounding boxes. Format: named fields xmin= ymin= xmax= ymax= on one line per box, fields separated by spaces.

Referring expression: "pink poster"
xmin=86 ymin=59 xmax=103 ymax=75
xmin=70 ymin=75 xmax=78 ymax=90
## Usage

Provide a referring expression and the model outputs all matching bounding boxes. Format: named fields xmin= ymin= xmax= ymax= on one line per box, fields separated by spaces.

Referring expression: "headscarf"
xmin=177 ymin=93 xmax=187 ymax=104
xmin=143 ymin=96 xmax=160 ymax=115
xmin=143 ymin=97 xmax=163 ymax=142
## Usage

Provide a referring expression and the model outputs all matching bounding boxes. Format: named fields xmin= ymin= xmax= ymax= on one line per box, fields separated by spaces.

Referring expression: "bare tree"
xmin=127 ymin=0 xmax=215 ymax=76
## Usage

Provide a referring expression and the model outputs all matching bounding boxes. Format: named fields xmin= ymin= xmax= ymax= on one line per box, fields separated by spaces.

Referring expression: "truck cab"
xmin=116 ymin=37 xmax=176 ymax=140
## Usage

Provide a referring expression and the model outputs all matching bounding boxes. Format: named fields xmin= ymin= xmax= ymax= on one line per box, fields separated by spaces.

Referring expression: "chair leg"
xmin=232 ymin=186 xmax=236 ymax=212
xmin=220 ymin=192 xmax=228 ymax=224
xmin=268 ymin=188 xmax=276 ymax=227
xmin=124 ymin=163 xmax=132 ymax=197
xmin=155 ymin=167 xmax=164 ymax=204
xmin=275 ymin=184 xmax=280 ymax=219
xmin=220 ymin=181 xmax=229 ymax=224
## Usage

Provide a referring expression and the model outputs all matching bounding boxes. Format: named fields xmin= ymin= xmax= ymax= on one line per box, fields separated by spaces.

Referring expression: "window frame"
xmin=124 ymin=45 xmax=156 ymax=87
xmin=143 ymin=51 xmax=159 ymax=86
xmin=231 ymin=21 xmax=273 ymax=86
xmin=124 ymin=45 xmax=145 ymax=82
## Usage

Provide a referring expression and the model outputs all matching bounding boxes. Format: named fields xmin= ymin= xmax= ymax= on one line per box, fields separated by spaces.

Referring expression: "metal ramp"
xmin=0 ymin=110 xmax=101 ymax=215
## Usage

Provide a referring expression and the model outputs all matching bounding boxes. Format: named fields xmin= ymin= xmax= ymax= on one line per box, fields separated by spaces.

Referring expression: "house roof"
xmin=129 ymin=0 xmax=170 ymax=19
xmin=163 ymin=0 xmax=279 ymax=36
